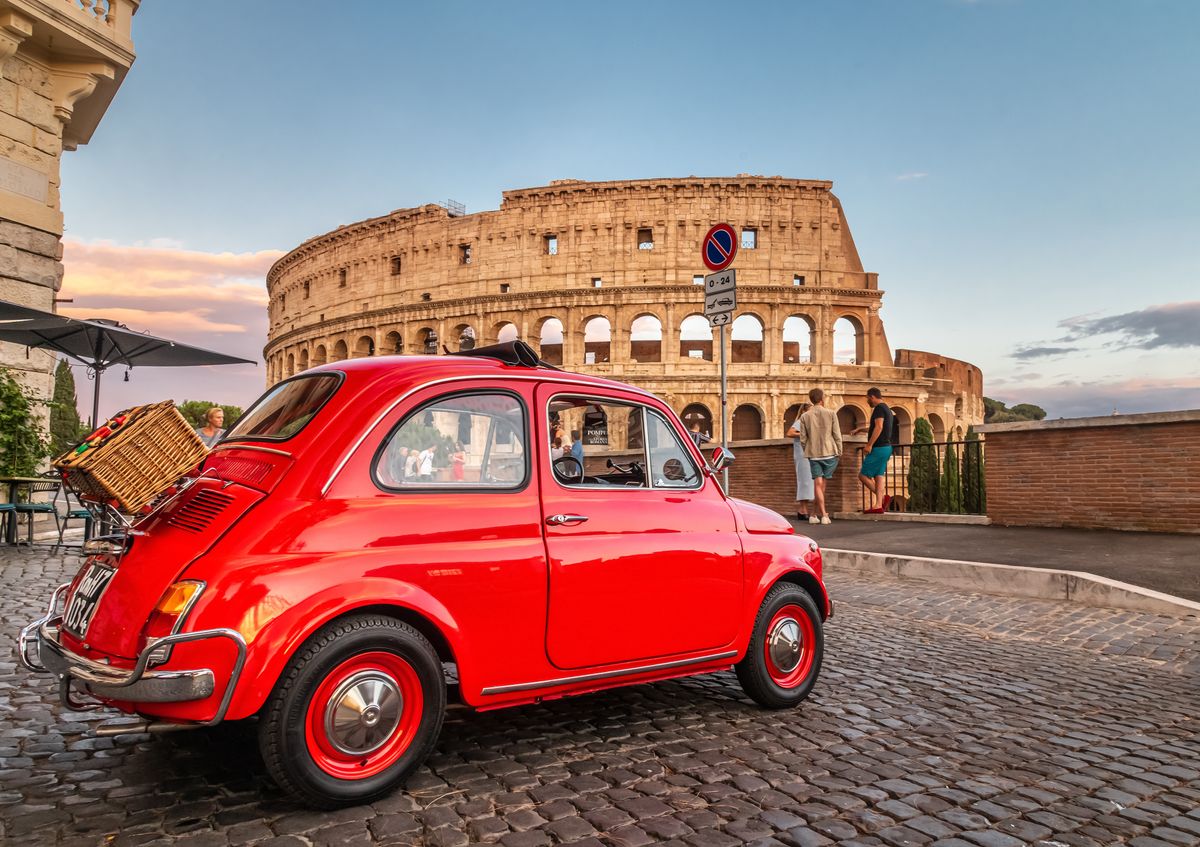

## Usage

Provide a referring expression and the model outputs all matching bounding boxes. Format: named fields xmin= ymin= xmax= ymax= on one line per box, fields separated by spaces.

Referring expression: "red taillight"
xmin=141 ymin=580 xmax=204 ymax=665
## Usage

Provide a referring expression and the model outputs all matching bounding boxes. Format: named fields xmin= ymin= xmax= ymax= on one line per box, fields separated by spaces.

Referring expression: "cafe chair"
xmin=14 ymin=475 xmax=63 ymax=546
xmin=55 ymin=487 xmax=95 ymax=550
xmin=0 ymin=500 xmax=14 ymax=542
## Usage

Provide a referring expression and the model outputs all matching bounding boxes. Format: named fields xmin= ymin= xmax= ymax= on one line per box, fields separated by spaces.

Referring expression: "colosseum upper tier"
xmin=265 ymin=176 xmax=982 ymax=442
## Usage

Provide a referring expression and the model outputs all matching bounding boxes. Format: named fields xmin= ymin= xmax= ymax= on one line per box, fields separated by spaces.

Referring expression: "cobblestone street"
xmin=2 ymin=549 xmax=1197 ymax=847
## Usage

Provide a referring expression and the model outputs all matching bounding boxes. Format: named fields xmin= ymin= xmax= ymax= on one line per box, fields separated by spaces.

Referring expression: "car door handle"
xmin=546 ymin=514 xmax=589 ymax=526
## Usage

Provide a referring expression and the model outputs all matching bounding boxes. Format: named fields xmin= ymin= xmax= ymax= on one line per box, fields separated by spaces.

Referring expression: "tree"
xmin=938 ymin=437 xmax=963 ymax=514
xmin=50 ymin=360 xmax=84 ymax=457
xmin=907 ymin=417 xmax=939 ymax=513
xmin=176 ymin=400 xmax=245 ymax=429
xmin=1010 ymin=403 xmax=1047 ymax=421
xmin=0 ymin=368 xmax=50 ymax=476
xmin=984 ymin=397 xmax=1047 ymax=424
xmin=962 ymin=425 xmax=986 ymax=514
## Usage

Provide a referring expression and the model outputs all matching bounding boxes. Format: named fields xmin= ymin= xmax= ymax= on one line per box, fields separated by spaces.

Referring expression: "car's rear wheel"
xmin=259 ymin=614 xmax=444 ymax=807
xmin=735 ymin=583 xmax=823 ymax=709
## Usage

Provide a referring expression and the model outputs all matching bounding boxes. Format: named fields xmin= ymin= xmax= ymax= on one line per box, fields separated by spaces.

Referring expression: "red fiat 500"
xmin=20 ymin=342 xmax=831 ymax=807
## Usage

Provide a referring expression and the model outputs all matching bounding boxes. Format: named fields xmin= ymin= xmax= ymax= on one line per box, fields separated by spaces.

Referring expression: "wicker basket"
xmin=53 ymin=400 xmax=207 ymax=513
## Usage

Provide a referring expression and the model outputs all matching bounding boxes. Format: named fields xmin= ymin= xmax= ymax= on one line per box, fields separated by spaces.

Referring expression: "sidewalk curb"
xmin=823 ymin=548 xmax=1200 ymax=618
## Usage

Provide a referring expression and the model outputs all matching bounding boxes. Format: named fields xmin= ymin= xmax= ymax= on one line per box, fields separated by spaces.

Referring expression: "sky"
xmin=54 ymin=0 xmax=1200 ymax=421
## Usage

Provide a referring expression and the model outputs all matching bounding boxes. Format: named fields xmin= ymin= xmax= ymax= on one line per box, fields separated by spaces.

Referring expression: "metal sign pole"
xmin=720 ymin=323 xmax=729 ymax=493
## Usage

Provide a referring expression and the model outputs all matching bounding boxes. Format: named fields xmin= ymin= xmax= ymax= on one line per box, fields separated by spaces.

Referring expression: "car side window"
xmin=548 ymin=397 xmax=648 ymax=488
xmin=375 ymin=391 xmax=527 ymax=489
xmin=645 ymin=411 xmax=703 ymax=489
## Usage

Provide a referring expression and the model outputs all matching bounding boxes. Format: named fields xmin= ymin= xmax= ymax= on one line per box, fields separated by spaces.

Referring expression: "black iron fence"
xmin=856 ymin=439 xmax=986 ymax=516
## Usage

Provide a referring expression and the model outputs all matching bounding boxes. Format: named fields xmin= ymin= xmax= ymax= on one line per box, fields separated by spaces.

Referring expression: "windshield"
xmin=225 ymin=374 xmax=341 ymax=441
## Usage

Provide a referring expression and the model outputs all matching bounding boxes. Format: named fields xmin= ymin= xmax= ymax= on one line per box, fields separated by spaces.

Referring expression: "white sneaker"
xmin=821 ymin=515 xmax=831 ymax=525
xmin=808 ymin=516 xmax=819 ymax=525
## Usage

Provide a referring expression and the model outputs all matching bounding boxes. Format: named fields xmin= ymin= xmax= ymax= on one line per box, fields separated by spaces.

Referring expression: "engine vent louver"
xmin=167 ymin=489 xmax=236 ymax=534
xmin=214 ymin=457 xmax=272 ymax=486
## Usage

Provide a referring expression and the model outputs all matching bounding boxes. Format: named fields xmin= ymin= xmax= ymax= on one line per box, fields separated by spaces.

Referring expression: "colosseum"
xmin=265 ymin=176 xmax=982 ymax=443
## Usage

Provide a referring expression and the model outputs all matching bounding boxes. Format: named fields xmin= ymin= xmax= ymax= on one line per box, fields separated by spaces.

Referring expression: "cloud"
xmin=988 ymin=375 xmax=1200 ymax=419
xmin=58 ymin=238 xmax=282 ymax=420
xmin=1011 ymin=345 xmax=1077 ymax=360
xmin=1059 ymin=301 xmax=1200 ymax=350
xmin=895 ymin=172 xmax=929 ymax=181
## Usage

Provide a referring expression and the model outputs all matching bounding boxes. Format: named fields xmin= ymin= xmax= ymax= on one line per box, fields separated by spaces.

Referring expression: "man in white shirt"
xmin=418 ymin=445 xmax=435 ymax=482
xmin=404 ymin=448 xmax=419 ymax=482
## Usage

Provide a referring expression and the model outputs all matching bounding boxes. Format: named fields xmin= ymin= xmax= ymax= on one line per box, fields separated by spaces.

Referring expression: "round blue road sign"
xmin=703 ymin=223 xmax=738 ymax=272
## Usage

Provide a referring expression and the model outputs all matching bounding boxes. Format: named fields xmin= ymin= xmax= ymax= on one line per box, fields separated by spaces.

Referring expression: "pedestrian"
xmin=786 ymin=403 xmax=814 ymax=522
xmin=688 ymin=421 xmax=711 ymax=448
xmin=418 ymin=444 xmax=436 ymax=482
xmin=451 ymin=441 xmax=467 ymax=482
xmin=550 ymin=436 xmax=565 ymax=460
xmin=195 ymin=407 xmax=225 ymax=448
xmin=853 ymin=387 xmax=895 ymax=514
xmin=404 ymin=446 xmax=419 ymax=481
xmin=569 ymin=430 xmax=584 ymax=463
xmin=799 ymin=388 xmax=842 ymax=525
xmin=388 ymin=445 xmax=410 ymax=484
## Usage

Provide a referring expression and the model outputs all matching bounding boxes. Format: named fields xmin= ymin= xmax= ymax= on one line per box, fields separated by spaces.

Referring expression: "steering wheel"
xmin=552 ymin=455 xmax=584 ymax=483
xmin=605 ymin=458 xmax=645 ymax=478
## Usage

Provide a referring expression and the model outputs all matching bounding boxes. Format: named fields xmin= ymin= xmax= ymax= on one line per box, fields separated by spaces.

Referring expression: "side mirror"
xmin=709 ymin=446 xmax=735 ymax=472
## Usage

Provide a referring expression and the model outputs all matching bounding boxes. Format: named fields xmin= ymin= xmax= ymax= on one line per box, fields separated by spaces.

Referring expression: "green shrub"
xmin=962 ymin=426 xmax=986 ymax=514
xmin=907 ymin=417 xmax=939 ymax=512
xmin=938 ymin=438 xmax=963 ymax=514
xmin=0 ymin=368 xmax=50 ymax=476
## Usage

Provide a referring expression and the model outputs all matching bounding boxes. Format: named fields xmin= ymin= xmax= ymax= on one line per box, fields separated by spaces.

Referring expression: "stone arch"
xmin=893 ymin=405 xmax=913 ymax=444
xmin=298 ymin=348 xmax=309 ymax=372
xmin=354 ymin=335 xmax=375 ymax=357
xmin=416 ymin=327 xmax=439 ymax=355
xmin=731 ymin=313 xmax=764 ymax=364
xmin=537 ymin=317 xmax=564 ymax=365
xmin=955 ymin=396 xmax=964 ymax=418
xmin=583 ymin=316 xmax=611 ymax=364
xmin=837 ymin=403 xmax=866 ymax=434
xmin=732 ymin=403 xmax=763 ymax=441
xmin=332 ymin=339 xmax=349 ymax=361
xmin=680 ymin=403 xmax=713 ymax=438
xmin=630 ymin=313 xmax=663 ymax=363
xmin=452 ymin=322 xmax=477 ymax=351
xmin=833 ymin=315 xmax=864 ymax=365
xmin=313 ymin=344 xmax=328 ymax=366
xmin=383 ymin=331 xmax=403 ymax=354
xmin=782 ymin=315 xmax=815 ymax=364
xmin=285 ymin=352 xmax=295 ymax=378
xmin=679 ymin=314 xmax=713 ymax=361
xmin=927 ymin=412 xmax=947 ymax=442
xmin=494 ymin=321 xmax=519 ymax=344
xmin=784 ymin=402 xmax=807 ymax=432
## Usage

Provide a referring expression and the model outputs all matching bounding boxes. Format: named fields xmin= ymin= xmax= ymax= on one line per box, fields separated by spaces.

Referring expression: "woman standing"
xmin=786 ymin=403 xmax=815 ymax=522
xmin=451 ymin=442 xmax=467 ymax=482
xmin=195 ymin=407 xmax=225 ymax=448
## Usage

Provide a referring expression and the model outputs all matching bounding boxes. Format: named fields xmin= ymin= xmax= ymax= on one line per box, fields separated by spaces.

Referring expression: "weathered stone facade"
xmin=265 ymin=177 xmax=982 ymax=441
xmin=0 ymin=0 xmax=137 ymax=401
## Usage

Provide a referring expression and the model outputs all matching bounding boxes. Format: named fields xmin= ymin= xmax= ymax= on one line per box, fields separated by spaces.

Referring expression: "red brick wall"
xmin=983 ymin=419 xmax=1200 ymax=533
xmin=726 ymin=438 xmax=866 ymax=517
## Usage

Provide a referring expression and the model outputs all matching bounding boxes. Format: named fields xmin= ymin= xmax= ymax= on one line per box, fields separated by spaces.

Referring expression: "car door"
xmin=538 ymin=385 xmax=742 ymax=670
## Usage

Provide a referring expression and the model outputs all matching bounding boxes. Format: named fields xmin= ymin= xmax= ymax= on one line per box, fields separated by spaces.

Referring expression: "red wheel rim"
xmin=304 ymin=651 xmax=423 ymax=780
xmin=763 ymin=604 xmax=816 ymax=688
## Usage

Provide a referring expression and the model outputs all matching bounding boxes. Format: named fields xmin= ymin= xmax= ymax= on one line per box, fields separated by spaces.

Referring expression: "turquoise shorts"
xmin=860 ymin=446 xmax=892 ymax=478
xmin=808 ymin=457 xmax=838 ymax=479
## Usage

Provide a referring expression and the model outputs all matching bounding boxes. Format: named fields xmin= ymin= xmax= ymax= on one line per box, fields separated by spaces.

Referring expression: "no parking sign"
xmin=702 ymin=223 xmax=738 ymax=272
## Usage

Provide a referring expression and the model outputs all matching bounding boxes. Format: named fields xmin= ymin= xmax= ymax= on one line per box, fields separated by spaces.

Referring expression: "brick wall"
xmin=977 ymin=411 xmax=1200 ymax=534
xmin=726 ymin=436 xmax=867 ymax=517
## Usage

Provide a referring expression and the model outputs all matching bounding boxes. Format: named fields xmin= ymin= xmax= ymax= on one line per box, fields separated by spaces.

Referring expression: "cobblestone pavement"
xmin=2 ymin=550 xmax=1197 ymax=847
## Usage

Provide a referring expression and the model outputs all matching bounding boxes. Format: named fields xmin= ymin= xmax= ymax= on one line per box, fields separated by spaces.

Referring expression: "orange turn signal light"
xmin=154 ymin=580 xmax=204 ymax=617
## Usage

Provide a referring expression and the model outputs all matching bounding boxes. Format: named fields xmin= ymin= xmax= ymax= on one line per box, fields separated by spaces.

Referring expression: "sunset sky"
xmin=55 ymin=1 xmax=1199 ymax=420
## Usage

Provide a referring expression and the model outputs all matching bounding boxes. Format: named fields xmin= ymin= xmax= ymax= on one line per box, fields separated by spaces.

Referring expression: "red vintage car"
xmin=20 ymin=341 xmax=831 ymax=807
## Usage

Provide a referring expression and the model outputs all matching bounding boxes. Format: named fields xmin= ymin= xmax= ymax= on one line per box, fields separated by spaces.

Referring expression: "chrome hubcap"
xmin=767 ymin=617 xmax=803 ymax=673
xmin=324 ymin=670 xmax=403 ymax=755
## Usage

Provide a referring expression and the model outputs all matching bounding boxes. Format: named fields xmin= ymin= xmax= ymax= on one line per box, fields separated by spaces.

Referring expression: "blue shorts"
xmin=808 ymin=457 xmax=838 ymax=479
xmin=860 ymin=446 xmax=892 ymax=478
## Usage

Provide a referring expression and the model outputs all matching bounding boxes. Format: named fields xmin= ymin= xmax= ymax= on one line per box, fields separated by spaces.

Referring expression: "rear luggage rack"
xmin=447 ymin=340 xmax=559 ymax=369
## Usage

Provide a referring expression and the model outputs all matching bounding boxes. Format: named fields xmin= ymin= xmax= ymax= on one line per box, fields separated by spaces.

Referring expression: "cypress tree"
xmin=50 ymin=359 xmax=84 ymax=457
xmin=0 ymin=368 xmax=50 ymax=476
xmin=962 ymin=425 xmax=986 ymax=514
xmin=907 ymin=417 xmax=939 ymax=512
xmin=938 ymin=438 xmax=964 ymax=514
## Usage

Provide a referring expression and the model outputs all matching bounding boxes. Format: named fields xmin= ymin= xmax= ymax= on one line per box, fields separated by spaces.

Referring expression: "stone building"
xmin=265 ymin=176 xmax=982 ymax=442
xmin=0 ymin=0 xmax=138 ymax=403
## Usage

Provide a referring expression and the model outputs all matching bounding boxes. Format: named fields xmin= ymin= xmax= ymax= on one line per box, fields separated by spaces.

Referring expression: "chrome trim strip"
xmin=209 ymin=444 xmax=293 ymax=458
xmin=480 ymin=649 xmax=737 ymax=696
xmin=321 ymin=372 xmax=655 ymax=496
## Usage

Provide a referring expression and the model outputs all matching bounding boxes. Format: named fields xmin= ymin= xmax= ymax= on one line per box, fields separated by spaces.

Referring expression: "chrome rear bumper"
xmin=18 ymin=583 xmax=247 ymax=725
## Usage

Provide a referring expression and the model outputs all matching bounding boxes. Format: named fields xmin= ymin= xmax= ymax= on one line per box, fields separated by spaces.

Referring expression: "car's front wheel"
xmin=259 ymin=613 xmax=445 ymax=807
xmin=735 ymin=582 xmax=824 ymax=709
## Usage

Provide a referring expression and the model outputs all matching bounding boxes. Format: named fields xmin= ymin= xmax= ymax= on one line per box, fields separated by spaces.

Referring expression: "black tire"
xmin=258 ymin=614 xmax=445 ymax=807
xmin=735 ymin=582 xmax=824 ymax=709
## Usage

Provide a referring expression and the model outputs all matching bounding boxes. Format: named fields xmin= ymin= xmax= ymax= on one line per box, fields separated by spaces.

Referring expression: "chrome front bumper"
xmin=19 ymin=583 xmax=247 ymax=725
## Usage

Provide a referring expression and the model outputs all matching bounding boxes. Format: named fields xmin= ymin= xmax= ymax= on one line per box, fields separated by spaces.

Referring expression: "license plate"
xmin=62 ymin=563 xmax=115 ymax=637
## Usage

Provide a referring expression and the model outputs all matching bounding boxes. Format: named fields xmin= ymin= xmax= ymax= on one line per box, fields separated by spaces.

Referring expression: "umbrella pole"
xmin=91 ymin=369 xmax=101 ymax=430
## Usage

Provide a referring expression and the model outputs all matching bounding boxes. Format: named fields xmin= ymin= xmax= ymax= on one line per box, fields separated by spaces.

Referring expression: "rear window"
xmin=225 ymin=374 xmax=341 ymax=441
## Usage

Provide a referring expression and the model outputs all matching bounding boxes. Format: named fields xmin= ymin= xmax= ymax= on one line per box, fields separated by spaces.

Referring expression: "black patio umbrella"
xmin=0 ymin=299 xmax=256 ymax=426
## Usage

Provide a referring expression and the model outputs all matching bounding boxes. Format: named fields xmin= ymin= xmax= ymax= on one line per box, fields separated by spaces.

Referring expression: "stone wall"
xmin=977 ymin=411 xmax=1200 ymax=534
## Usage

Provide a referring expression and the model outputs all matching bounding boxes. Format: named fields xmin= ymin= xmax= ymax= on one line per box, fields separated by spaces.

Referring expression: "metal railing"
xmin=857 ymin=439 xmax=986 ymax=515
